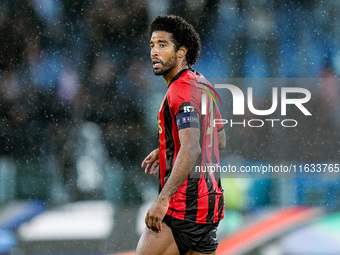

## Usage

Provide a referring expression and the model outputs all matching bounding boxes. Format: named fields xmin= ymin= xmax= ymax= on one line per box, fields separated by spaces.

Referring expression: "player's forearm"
xmin=158 ymin=142 xmax=201 ymax=202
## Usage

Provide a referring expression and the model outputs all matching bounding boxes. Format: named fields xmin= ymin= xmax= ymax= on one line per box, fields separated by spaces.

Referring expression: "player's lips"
xmin=152 ymin=58 xmax=162 ymax=68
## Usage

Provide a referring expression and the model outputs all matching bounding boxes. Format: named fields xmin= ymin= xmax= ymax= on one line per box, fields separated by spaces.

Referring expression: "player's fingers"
xmin=142 ymin=152 xmax=155 ymax=167
xmin=150 ymin=164 xmax=159 ymax=175
xmin=141 ymin=156 xmax=150 ymax=168
xmin=149 ymin=167 xmax=157 ymax=175
xmin=158 ymin=220 xmax=162 ymax=232
xmin=151 ymin=217 xmax=160 ymax=233
xmin=145 ymin=156 xmax=156 ymax=165
xmin=149 ymin=217 xmax=158 ymax=232
xmin=153 ymin=160 xmax=160 ymax=174
xmin=144 ymin=164 xmax=152 ymax=174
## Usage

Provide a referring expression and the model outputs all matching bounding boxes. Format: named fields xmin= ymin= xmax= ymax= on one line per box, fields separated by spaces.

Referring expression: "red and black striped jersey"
xmin=158 ymin=69 xmax=224 ymax=224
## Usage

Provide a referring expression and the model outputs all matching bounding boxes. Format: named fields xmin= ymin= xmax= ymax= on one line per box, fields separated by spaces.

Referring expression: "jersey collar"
xmin=168 ymin=68 xmax=193 ymax=88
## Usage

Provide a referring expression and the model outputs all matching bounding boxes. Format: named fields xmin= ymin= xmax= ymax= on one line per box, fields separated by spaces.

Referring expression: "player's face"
xmin=150 ymin=31 xmax=178 ymax=76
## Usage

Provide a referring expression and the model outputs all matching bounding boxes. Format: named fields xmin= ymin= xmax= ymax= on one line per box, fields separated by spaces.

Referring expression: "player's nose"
xmin=150 ymin=45 xmax=159 ymax=57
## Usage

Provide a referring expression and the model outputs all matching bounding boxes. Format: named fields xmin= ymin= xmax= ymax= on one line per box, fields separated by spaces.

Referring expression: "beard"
xmin=153 ymin=53 xmax=178 ymax=76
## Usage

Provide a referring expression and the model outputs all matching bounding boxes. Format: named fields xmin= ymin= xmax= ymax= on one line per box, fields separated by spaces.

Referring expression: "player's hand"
xmin=141 ymin=148 xmax=159 ymax=175
xmin=145 ymin=198 xmax=169 ymax=233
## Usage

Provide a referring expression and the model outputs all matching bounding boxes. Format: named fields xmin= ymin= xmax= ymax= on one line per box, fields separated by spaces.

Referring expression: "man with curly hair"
xmin=136 ymin=15 xmax=226 ymax=255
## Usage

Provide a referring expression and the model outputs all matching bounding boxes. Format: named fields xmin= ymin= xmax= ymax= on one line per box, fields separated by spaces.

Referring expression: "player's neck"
xmin=163 ymin=61 xmax=189 ymax=86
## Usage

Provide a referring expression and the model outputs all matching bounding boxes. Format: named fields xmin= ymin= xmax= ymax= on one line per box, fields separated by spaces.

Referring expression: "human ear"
xmin=178 ymin=46 xmax=188 ymax=58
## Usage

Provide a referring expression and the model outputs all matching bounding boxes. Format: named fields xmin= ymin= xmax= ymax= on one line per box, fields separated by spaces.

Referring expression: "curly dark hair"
xmin=149 ymin=15 xmax=201 ymax=66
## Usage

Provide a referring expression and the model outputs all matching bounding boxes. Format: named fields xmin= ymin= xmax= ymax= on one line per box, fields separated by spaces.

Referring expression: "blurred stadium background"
xmin=0 ymin=0 xmax=340 ymax=254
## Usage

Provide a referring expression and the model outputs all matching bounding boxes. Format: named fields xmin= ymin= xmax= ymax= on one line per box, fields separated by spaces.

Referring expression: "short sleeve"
xmin=168 ymin=79 xmax=201 ymax=130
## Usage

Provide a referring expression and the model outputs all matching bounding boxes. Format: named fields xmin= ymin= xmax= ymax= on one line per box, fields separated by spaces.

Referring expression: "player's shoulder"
xmin=167 ymin=70 xmax=202 ymax=105
xmin=169 ymin=69 xmax=200 ymax=90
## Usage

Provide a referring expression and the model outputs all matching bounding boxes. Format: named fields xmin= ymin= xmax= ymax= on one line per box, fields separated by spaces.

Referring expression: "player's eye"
xmin=160 ymin=44 xmax=166 ymax=48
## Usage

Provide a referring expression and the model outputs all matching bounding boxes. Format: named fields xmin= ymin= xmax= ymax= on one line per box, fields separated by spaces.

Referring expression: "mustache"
xmin=151 ymin=57 xmax=163 ymax=64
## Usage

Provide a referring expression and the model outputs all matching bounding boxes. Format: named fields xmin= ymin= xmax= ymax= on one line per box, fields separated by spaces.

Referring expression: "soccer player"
xmin=136 ymin=15 xmax=226 ymax=255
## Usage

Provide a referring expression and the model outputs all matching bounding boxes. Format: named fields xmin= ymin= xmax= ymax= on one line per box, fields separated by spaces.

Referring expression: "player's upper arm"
xmin=178 ymin=127 xmax=201 ymax=157
xmin=218 ymin=129 xmax=226 ymax=150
